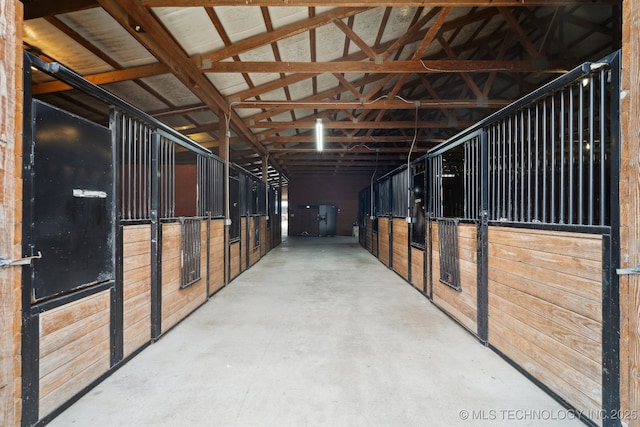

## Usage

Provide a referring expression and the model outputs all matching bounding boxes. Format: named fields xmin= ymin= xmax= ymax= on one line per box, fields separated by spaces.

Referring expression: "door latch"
xmin=0 ymin=252 xmax=42 ymax=269
xmin=616 ymin=264 xmax=640 ymax=275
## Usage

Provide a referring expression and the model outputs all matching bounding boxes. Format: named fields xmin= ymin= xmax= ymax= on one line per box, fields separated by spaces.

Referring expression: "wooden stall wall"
xmin=378 ymin=218 xmax=390 ymax=267
xmin=229 ymin=241 xmax=241 ymax=281
xmin=431 ymin=222 xmax=478 ymax=334
xmin=122 ymin=224 xmax=151 ymax=358
xmin=366 ymin=218 xmax=374 ymax=254
xmin=241 ymin=218 xmax=247 ymax=272
xmin=249 ymin=217 xmax=261 ymax=267
xmin=261 ymin=217 xmax=268 ymax=256
xmin=160 ymin=221 xmax=207 ymax=334
xmin=410 ymin=247 xmax=424 ymax=293
xmin=392 ymin=218 xmax=409 ymax=280
xmin=209 ymin=219 xmax=225 ymax=295
xmin=487 ymin=227 xmax=603 ymax=421
xmin=38 ymin=290 xmax=111 ymax=419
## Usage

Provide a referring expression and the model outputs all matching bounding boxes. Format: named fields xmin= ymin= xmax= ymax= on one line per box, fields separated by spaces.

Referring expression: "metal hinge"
xmin=616 ymin=264 xmax=640 ymax=275
xmin=0 ymin=252 xmax=42 ymax=269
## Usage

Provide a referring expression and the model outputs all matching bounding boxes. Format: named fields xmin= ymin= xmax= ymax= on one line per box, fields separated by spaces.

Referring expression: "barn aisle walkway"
xmin=50 ymin=237 xmax=583 ymax=427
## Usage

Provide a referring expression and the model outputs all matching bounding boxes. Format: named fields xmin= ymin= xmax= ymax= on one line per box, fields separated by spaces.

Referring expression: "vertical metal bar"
xmin=498 ymin=120 xmax=507 ymax=218
xmin=477 ymin=130 xmax=489 ymax=342
xmin=119 ymin=113 xmax=125 ymax=220
xmin=527 ymin=107 xmax=532 ymax=222
xmin=475 ymin=136 xmax=479 ymax=220
xmin=144 ymin=126 xmax=151 ymax=218
xmin=601 ymin=52 xmax=621 ymax=427
xmin=514 ymin=112 xmax=519 ymax=221
xmin=542 ymin=99 xmax=547 ymax=223
xmin=551 ymin=94 xmax=556 ymax=224
xmin=150 ymin=132 xmax=162 ymax=339
xmin=569 ymin=85 xmax=574 ymax=224
xmin=133 ymin=119 xmax=138 ymax=219
xmin=600 ymin=68 xmax=607 ymax=226
xmin=534 ymin=103 xmax=539 ymax=221
xmin=491 ymin=126 xmax=497 ymax=220
xmin=464 ymin=141 xmax=468 ymax=218
xmin=520 ymin=110 xmax=525 ymax=222
xmin=110 ymin=108 xmax=124 ymax=366
xmin=578 ymin=81 xmax=585 ymax=225
xmin=588 ymin=73 xmax=595 ymax=225
xmin=560 ymin=90 xmax=566 ymax=223
xmin=171 ymin=142 xmax=176 ymax=218
xmin=127 ymin=116 xmax=133 ymax=220
xmin=508 ymin=117 xmax=513 ymax=221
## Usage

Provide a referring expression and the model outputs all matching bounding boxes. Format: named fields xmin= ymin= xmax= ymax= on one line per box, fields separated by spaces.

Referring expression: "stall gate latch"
xmin=0 ymin=252 xmax=42 ymax=269
xmin=616 ymin=264 xmax=640 ymax=275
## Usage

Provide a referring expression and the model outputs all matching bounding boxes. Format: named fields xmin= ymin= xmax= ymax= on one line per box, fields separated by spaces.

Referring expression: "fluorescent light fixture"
xmin=315 ymin=118 xmax=323 ymax=152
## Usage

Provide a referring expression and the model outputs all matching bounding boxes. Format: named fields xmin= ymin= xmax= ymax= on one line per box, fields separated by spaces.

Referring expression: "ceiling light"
xmin=315 ymin=118 xmax=323 ymax=152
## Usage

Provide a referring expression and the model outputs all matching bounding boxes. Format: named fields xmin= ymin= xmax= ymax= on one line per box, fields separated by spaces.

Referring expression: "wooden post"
xmin=620 ymin=1 xmax=640 ymax=426
xmin=0 ymin=1 xmax=23 ymax=425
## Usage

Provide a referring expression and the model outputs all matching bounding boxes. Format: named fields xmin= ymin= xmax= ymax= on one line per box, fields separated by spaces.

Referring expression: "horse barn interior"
xmin=2 ymin=0 xmax=640 ymax=426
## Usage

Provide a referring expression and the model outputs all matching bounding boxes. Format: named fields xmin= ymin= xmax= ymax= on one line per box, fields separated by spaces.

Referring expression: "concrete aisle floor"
xmin=50 ymin=236 xmax=584 ymax=427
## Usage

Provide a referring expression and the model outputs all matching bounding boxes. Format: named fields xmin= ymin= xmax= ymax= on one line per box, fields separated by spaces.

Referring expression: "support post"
xmin=477 ymin=131 xmax=489 ymax=343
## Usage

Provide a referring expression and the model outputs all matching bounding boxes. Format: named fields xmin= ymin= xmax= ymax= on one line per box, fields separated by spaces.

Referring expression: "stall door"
xmin=318 ymin=205 xmax=337 ymax=236
xmin=30 ymin=100 xmax=114 ymax=300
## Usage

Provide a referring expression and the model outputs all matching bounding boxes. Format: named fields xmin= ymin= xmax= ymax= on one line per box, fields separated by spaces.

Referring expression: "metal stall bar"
xmin=600 ymin=67 xmax=607 ymax=226
xmin=551 ymin=94 xmax=556 ymax=223
xmin=588 ymin=72 xmax=596 ymax=226
xmin=578 ymin=81 xmax=585 ymax=225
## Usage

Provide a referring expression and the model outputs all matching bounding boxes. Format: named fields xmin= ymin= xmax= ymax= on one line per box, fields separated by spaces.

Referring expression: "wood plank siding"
xmin=161 ymin=221 xmax=207 ymax=334
xmin=229 ymin=241 xmax=241 ymax=280
xmin=621 ymin=1 xmax=640 ymax=423
xmin=392 ymin=218 xmax=409 ymax=280
xmin=410 ymin=247 xmax=424 ymax=292
xmin=487 ymin=227 xmax=603 ymax=422
xmin=241 ymin=218 xmax=247 ymax=272
xmin=249 ymin=217 xmax=261 ymax=267
xmin=366 ymin=218 xmax=373 ymax=253
xmin=209 ymin=219 xmax=225 ymax=295
xmin=38 ymin=290 xmax=111 ymax=418
xmin=122 ymin=224 xmax=151 ymax=357
xmin=431 ymin=222 xmax=478 ymax=334
xmin=378 ymin=218 xmax=390 ymax=267
xmin=261 ymin=217 xmax=268 ymax=256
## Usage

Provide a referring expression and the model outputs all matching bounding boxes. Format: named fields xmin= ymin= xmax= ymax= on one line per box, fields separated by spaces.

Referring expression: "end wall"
xmin=288 ymin=174 xmax=371 ymax=236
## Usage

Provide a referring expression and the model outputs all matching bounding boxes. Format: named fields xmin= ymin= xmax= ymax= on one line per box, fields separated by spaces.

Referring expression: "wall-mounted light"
xmin=315 ymin=118 xmax=323 ymax=152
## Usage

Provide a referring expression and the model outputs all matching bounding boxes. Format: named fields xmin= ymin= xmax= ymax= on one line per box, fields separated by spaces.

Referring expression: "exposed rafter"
xmin=22 ymin=0 xmax=619 ymax=177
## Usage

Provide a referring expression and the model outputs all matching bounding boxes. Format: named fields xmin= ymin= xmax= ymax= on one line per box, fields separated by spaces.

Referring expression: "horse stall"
xmin=359 ymin=51 xmax=622 ymax=427
xmin=20 ymin=52 xmax=278 ymax=426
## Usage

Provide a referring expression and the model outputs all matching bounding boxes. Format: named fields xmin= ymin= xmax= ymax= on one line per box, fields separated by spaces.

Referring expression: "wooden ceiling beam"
xmin=200 ymin=59 xmax=569 ymax=73
xmin=194 ymin=7 xmax=369 ymax=66
xmin=227 ymin=8 xmax=528 ymax=102
xmin=249 ymin=120 xmax=472 ymax=129
xmin=31 ymin=62 xmax=169 ymax=94
xmin=498 ymin=7 xmax=542 ymax=58
xmin=264 ymin=135 xmax=439 ymax=144
xmin=234 ymin=98 xmax=511 ymax=110
xmin=24 ymin=0 xmax=98 ymax=20
xmin=142 ymin=1 xmax=617 ymax=7
xmin=332 ymin=16 xmax=378 ymax=61
xmin=95 ymin=0 xmax=280 ymax=176
xmin=268 ymin=146 xmax=429 ymax=153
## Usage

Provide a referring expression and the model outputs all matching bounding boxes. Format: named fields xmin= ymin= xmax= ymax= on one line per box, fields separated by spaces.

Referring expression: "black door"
xmin=30 ymin=100 xmax=114 ymax=301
